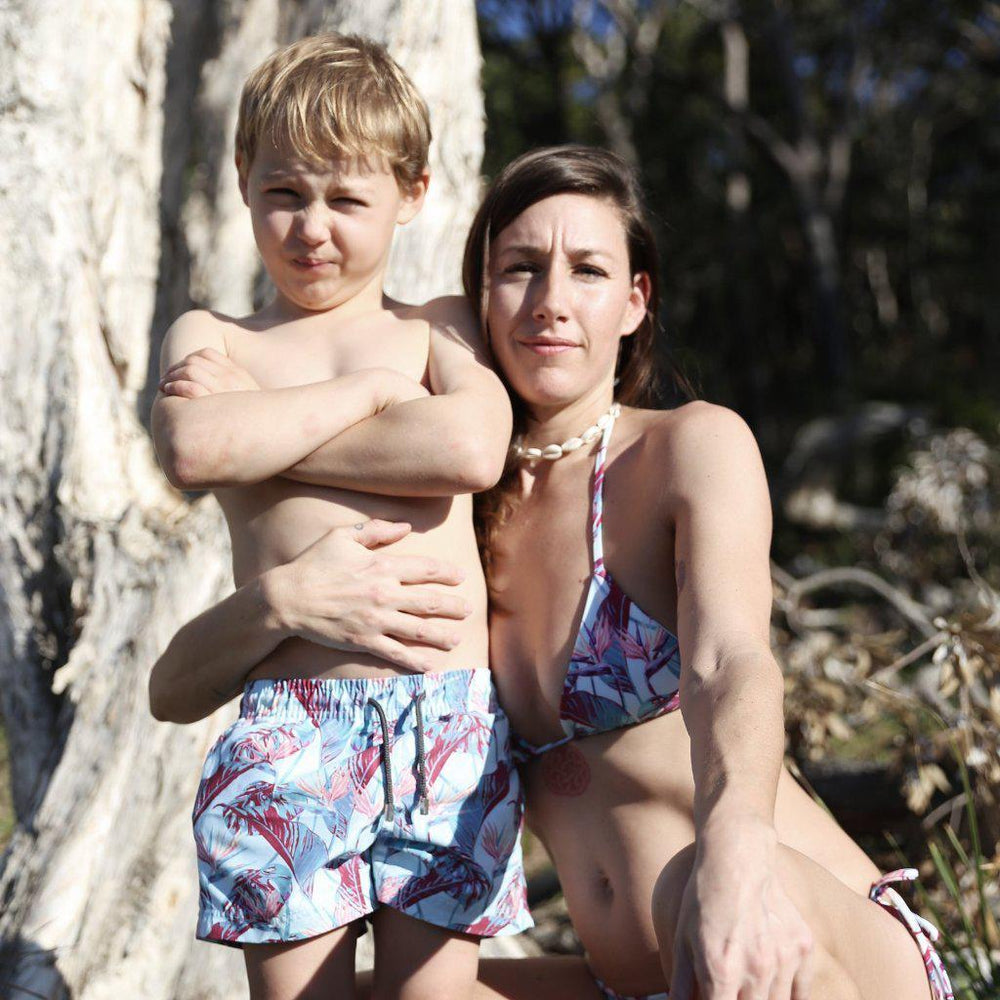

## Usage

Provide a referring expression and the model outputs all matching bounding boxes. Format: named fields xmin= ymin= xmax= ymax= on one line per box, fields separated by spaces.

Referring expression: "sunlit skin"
xmin=486 ymin=193 xmax=649 ymax=437
xmin=238 ymin=139 xmax=427 ymax=319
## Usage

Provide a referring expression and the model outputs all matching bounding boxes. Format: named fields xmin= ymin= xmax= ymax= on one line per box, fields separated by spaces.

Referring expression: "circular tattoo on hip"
xmin=541 ymin=743 xmax=591 ymax=796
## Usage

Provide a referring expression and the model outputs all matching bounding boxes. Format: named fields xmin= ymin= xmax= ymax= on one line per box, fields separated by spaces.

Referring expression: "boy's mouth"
xmin=292 ymin=257 xmax=338 ymax=270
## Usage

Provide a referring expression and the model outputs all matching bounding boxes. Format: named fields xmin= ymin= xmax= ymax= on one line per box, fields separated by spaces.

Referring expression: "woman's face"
xmin=486 ymin=193 xmax=649 ymax=413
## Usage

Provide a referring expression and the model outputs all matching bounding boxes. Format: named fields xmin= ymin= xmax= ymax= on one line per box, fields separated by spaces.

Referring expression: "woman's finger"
xmin=352 ymin=519 xmax=412 ymax=549
xmin=382 ymin=612 xmax=461 ymax=651
xmin=393 ymin=587 xmax=471 ymax=620
xmin=767 ymin=963 xmax=797 ymax=1000
xmin=789 ymin=937 xmax=814 ymax=1000
xmin=385 ymin=555 xmax=466 ymax=587
xmin=365 ymin=636 xmax=433 ymax=674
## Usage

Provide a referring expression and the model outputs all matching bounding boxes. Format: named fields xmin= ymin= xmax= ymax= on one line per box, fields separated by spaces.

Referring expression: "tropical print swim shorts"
xmin=193 ymin=669 xmax=532 ymax=946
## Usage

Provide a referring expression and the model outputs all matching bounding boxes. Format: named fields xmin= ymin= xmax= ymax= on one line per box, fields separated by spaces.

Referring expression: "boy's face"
xmin=239 ymin=139 xmax=427 ymax=314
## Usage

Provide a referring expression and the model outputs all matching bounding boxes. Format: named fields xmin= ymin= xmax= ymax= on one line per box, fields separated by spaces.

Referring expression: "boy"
xmin=150 ymin=33 xmax=530 ymax=1000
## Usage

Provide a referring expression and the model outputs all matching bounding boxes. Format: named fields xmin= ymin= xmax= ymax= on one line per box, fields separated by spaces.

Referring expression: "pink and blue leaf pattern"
xmin=194 ymin=672 xmax=531 ymax=947
xmin=512 ymin=407 xmax=684 ymax=761
xmin=557 ymin=573 xmax=682 ymax=742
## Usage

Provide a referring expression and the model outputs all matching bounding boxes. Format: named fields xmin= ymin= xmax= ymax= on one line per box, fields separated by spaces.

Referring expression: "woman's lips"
xmin=519 ymin=339 xmax=577 ymax=355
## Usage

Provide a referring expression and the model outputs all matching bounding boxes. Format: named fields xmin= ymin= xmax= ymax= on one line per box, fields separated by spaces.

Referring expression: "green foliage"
xmin=477 ymin=0 xmax=1000 ymax=464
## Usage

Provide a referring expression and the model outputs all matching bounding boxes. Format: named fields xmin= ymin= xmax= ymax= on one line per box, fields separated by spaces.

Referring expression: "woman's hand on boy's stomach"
xmin=265 ymin=519 xmax=470 ymax=674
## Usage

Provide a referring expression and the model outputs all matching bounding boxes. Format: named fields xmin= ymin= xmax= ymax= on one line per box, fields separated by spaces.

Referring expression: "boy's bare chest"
xmin=227 ymin=315 xmax=431 ymax=389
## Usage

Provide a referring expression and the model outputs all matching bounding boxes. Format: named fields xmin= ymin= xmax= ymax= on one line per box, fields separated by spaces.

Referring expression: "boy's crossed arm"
xmin=155 ymin=299 xmax=512 ymax=496
xmin=151 ymin=310 xmax=423 ymax=490
xmin=284 ymin=297 xmax=512 ymax=495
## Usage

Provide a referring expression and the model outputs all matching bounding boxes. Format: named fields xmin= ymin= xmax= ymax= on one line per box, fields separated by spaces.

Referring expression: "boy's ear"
xmin=396 ymin=167 xmax=431 ymax=226
xmin=235 ymin=152 xmax=250 ymax=207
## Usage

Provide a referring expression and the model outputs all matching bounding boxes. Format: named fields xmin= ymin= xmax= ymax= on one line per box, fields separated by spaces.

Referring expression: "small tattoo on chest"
xmin=676 ymin=558 xmax=687 ymax=593
xmin=540 ymin=743 xmax=591 ymax=796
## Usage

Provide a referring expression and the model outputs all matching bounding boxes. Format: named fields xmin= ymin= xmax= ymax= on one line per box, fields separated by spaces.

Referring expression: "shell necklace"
xmin=513 ymin=402 xmax=621 ymax=462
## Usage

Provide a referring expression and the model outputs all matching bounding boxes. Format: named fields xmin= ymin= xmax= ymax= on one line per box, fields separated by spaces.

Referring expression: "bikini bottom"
xmin=591 ymin=868 xmax=953 ymax=1000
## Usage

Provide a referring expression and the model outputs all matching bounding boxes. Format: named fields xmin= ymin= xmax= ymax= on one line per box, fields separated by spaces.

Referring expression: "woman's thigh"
xmin=653 ymin=842 xmax=935 ymax=1000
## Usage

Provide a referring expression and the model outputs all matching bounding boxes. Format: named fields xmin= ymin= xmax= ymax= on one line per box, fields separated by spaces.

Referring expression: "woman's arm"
xmin=671 ymin=405 xmax=782 ymax=833
xmin=148 ymin=521 xmax=470 ymax=724
xmin=663 ymin=402 xmax=812 ymax=1000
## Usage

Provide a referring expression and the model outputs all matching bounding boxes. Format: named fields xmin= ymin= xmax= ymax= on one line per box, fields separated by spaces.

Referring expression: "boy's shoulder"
xmin=160 ymin=309 xmax=237 ymax=367
xmin=160 ymin=307 xmax=282 ymax=367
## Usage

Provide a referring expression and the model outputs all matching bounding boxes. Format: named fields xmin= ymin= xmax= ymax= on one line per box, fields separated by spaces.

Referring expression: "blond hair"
xmin=236 ymin=33 xmax=431 ymax=187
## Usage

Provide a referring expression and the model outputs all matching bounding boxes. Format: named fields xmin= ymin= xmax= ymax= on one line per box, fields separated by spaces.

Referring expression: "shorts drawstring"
xmin=413 ymin=691 xmax=430 ymax=816
xmin=367 ymin=693 xmax=431 ymax=820
xmin=367 ymin=697 xmax=395 ymax=820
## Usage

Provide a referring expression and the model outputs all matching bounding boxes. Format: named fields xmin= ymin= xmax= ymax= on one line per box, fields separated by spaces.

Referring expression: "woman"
xmin=152 ymin=146 xmax=951 ymax=1000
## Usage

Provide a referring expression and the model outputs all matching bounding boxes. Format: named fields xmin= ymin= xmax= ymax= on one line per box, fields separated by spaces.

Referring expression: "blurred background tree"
xmin=479 ymin=0 xmax=999 ymax=455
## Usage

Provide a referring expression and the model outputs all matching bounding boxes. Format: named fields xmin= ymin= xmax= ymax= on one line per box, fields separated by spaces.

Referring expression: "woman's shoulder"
xmin=624 ymin=401 xmax=765 ymax=502
xmin=627 ymin=400 xmax=758 ymax=456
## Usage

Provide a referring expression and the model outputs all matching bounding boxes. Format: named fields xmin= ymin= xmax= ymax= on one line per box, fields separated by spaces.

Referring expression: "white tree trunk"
xmin=0 ymin=2 xmax=485 ymax=997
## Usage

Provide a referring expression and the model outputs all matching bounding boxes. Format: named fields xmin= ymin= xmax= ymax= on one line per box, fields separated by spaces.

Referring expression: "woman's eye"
xmin=575 ymin=265 xmax=607 ymax=278
xmin=504 ymin=262 xmax=539 ymax=274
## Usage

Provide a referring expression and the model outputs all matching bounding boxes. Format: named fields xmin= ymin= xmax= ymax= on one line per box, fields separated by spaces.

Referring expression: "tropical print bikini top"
xmin=513 ymin=409 xmax=683 ymax=760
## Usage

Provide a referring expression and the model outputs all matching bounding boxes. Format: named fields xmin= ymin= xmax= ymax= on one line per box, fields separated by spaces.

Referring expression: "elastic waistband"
xmin=239 ymin=668 xmax=496 ymax=722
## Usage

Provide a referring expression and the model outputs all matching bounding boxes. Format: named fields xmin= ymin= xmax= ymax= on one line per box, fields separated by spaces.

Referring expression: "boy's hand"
xmin=159 ymin=348 xmax=260 ymax=398
xmin=265 ymin=519 xmax=470 ymax=674
xmin=369 ymin=367 xmax=430 ymax=412
xmin=160 ymin=353 xmax=426 ymax=410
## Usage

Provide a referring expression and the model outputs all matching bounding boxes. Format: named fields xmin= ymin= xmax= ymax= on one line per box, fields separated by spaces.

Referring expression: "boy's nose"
xmin=295 ymin=206 xmax=331 ymax=246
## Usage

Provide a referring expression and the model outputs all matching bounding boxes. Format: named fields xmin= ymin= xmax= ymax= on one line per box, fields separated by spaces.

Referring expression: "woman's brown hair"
xmin=463 ymin=145 xmax=693 ymax=582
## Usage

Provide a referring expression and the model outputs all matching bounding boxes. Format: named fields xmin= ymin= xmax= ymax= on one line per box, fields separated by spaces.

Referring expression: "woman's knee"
xmin=650 ymin=842 xmax=697 ymax=956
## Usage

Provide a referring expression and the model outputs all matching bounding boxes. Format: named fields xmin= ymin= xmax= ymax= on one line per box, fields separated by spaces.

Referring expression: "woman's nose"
xmin=532 ymin=270 xmax=569 ymax=325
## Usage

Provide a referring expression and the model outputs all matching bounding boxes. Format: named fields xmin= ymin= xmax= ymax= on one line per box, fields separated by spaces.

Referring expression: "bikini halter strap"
xmin=590 ymin=405 xmax=620 ymax=580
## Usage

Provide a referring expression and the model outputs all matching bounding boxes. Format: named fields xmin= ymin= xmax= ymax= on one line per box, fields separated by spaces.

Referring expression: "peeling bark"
xmin=0 ymin=2 xmax=486 ymax=996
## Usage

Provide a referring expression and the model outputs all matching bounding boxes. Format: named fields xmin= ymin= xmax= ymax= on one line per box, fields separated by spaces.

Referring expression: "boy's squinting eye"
xmin=264 ymin=187 xmax=299 ymax=200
